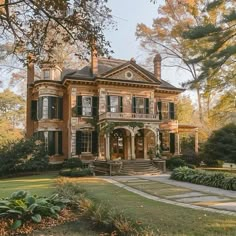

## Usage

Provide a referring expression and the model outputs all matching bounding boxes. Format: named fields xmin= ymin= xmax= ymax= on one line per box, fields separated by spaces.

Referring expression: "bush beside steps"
xmin=59 ymin=168 xmax=93 ymax=177
xmin=171 ymin=166 xmax=236 ymax=191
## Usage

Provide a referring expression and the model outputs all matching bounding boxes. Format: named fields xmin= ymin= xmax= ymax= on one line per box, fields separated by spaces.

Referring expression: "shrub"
xmin=0 ymin=190 xmax=70 ymax=229
xmin=59 ymin=168 xmax=93 ymax=177
xmin=171 ymin=167 xmax=236 ymax=190
xmin=201 ymin=123 xmax=236 ymax=163
xmin=204 ymin=159 xmax=224 ymax=168
xmin=62 ymin=158 xmax=83 ymax=169
xmin=181 ymin=152 xmax=203 ymax=167
xmin=166 ymin=157 xmax=187 ymax=170
xmin=0 ymin=137 xmax=48 ymax=176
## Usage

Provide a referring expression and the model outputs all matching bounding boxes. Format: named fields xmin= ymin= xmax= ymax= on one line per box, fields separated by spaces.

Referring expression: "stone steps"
xmin=119 ymin=160 xmax=160 ymax=175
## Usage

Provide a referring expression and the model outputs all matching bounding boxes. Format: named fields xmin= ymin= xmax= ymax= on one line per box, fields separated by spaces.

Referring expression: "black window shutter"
xmin=145 ymin=98 xmax=149 ymax=114
xmin=48 ymin=97 xmax=52 ymax=119
xmin=48 ymin=131 xmax=55 ymax=155
xmin=107 ymin=95 xmax=110 ymax=112
xmin=38 ymin=97 xmax=43 ymax=120
xmin=58 ymin=131 xmax=63 ymax=154
xmin=157 ymin=101 xmax=162 ymax=120
xmin=159 ymin=133 xmax=163 ymax=150
xmin=169 ymin=102 xmax=175 ymax=119
xmin=119 ymin=96 xmax=123 ymax=112
xmin=76 ymin=131 xmax=82 ymax=154
xmin=77 ymin=96 xmax=82 ymax=116
xmin=132 ymin=97 xmax=136 ymax=113
xmin=92 ymin=96 xmax=98 ymax=117
xmin=31 ymin=100 xmax=37 ymax=120
xmin=58 ymin=97 xmax=63 ymax=119
xmin=92 ymin=131 xmax=98 ymax=154
xmin=170 ymin=133 xmax=175 ymax=154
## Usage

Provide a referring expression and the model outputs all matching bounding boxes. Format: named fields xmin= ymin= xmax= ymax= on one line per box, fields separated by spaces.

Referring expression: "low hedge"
xmin=59 ymin=168 xmax=93 ymax=177
xmin=170 ymin=166 xmax=236 ymax=190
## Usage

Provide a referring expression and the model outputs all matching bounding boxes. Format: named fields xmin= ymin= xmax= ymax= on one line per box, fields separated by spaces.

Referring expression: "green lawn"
xmin=77 ymin=178 xmax=236 ymax=236
xmin=1 ymin=175 xmax=236 ymax=235
xmin=0 ymin=173 xmax=57 ymax=197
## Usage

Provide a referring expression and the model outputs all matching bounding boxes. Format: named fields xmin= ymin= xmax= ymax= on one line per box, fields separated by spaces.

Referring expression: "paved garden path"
xmin=102 ymin=175 xmax=236 ymax=216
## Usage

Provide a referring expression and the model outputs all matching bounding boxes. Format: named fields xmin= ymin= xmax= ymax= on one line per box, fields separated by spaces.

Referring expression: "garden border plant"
xmin=56 ymin=178 xmax=158 ymax=236
xmin=171 ymin=166 xmax=236 ymax=190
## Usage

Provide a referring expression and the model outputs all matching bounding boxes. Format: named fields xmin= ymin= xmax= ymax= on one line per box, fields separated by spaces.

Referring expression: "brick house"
xmin=26 ymin=51 xmax=198 ymax=164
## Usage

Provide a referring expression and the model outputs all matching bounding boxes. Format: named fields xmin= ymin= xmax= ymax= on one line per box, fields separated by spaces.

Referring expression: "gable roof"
xmin=62 ymin=57 xmax=183 ymax=91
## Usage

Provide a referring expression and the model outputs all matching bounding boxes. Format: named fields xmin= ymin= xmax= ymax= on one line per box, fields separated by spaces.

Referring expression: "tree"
xmin=183 ymin=0 xmax=236 ymax=84
xmin=0 ymin=0 xmax=113 ymax=63
xmin=0 ymin=118 xmax=23 ymax=146
xmin=137 ymin=0 xmax=230 ymax=123
xmin=177 ymin=95 xmax=196 ymax=124
xmin=0 ymin=89 xmax=25 ymax=128
xmin=209 ymin=90 xmax=236 ymax=128
xmin=201 ymin=123 xmax=236 ymax=163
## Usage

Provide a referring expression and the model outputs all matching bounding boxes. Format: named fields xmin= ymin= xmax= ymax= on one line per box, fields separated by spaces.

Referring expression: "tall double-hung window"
xmin=132 ymin=97 xmax=149 ymax=114
xmin=107 ymin=96 xmax=123 ymax=112
xmin=157 ymin=101 xmax=175 ymax=120
xmin=76 ymin=130 xmax=98 ymax=155
xmin=74 ymin=96 xmax=98 ymax=117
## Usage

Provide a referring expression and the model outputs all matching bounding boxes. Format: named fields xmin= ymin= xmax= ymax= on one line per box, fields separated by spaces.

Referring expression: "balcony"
xmin=99 ymin=112 xmax=160 ymax=121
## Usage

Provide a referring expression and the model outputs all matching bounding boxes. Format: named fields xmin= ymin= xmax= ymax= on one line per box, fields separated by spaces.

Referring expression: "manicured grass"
xmin=0 ymin=173 xmax=57 ymax=197
xmin=76 ymin=178 xmax=236 ymax=236
xmin=123 ymin=180 xmax=192 ymax=197
xmin=1 ymin=174 xmax=236 ymax=235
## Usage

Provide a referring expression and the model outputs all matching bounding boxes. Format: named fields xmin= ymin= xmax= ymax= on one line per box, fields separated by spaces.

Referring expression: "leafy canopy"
xmin=0 ymin=0 xmax=113 ymax=63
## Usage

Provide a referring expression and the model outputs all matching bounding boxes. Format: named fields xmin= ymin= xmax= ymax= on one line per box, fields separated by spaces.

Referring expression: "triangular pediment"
xmin=102 ymin=62 xmax=160 ymax=84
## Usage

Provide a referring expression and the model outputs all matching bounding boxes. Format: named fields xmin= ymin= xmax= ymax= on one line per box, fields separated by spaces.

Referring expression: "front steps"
xmin=119 ymin=159 xmax=161 ymax=176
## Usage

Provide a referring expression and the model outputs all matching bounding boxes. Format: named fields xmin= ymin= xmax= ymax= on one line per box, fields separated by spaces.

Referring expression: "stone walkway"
xmin=102 ymin=175 xmax=236 ymax=216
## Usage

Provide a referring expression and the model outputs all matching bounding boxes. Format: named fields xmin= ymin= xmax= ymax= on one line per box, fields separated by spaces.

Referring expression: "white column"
xmin=131 ymin=134 xmax=135 ymax=159
xmin=195 ymin=129 xmax=199 ymax=153
xmin=105 ymin=133 xmax=110 ymax=160
xmin=127 ymin=135 xmax=131 ymax=160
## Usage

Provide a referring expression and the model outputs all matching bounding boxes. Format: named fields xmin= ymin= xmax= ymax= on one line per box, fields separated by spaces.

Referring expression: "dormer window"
xmin=43 ymin=69 xmax=50 ymax=80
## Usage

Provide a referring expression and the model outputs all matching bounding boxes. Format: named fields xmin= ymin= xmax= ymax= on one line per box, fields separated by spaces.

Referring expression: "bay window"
xmin=38 ymin=96 xmax=63 ymax=120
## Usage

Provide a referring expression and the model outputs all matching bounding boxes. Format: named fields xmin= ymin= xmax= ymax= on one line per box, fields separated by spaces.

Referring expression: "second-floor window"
xmin=38 ymin=96 xmax=63 ymax=120
xmin=107 ymin=95 xmax=123 ymax=112
xmin=43 ymin=70 xmax=50 ymax=80
xmin=132 ymin=97 xmax=149 ymax=114
xmin=82 ymin=96 xmax=92 ymax=116
xmin=157 ymin=101 xmax=175 ymax=120
xmin=75 ymin=96 xmax=98 ymax=117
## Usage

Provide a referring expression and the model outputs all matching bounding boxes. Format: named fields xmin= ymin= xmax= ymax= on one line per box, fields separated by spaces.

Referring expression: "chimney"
xmin=91 ymin=44 xmax=98 ymax=76
xmin=27 ymin=53 xmax=35 ymax=84
xmin=153 ymin=53 xmax=162 ymax=81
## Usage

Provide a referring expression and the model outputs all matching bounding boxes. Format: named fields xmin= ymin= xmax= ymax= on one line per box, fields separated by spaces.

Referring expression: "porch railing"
xmin=99 ymin=112 xmax=160 ymax=121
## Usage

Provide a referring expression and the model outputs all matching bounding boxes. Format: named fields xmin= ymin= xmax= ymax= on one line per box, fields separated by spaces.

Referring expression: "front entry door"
xmin=135 ymin=133 xmax=144 ymax=159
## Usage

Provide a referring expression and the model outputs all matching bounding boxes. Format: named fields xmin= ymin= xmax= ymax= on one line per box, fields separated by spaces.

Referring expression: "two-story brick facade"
xmin=26 ymin=52 xmax=198 ymax=163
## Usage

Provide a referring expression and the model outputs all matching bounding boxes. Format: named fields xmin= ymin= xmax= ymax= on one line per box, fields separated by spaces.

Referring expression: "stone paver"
xmin=140 ymin=174 xmax=236 ymax=198
xmin=102 ymin=177 xmax=236 ymax=216
xmin=211 ymin=202 xmax=236 ymax=211
xmin=176 ymin=196 xmax=230 ymax=203
xmin=166 ymin=192 xmax=205 ymax=199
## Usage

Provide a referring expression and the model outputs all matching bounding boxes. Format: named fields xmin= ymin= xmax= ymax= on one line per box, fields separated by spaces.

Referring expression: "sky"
xmin=104 ymin=0 xmax=194 ymax=97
